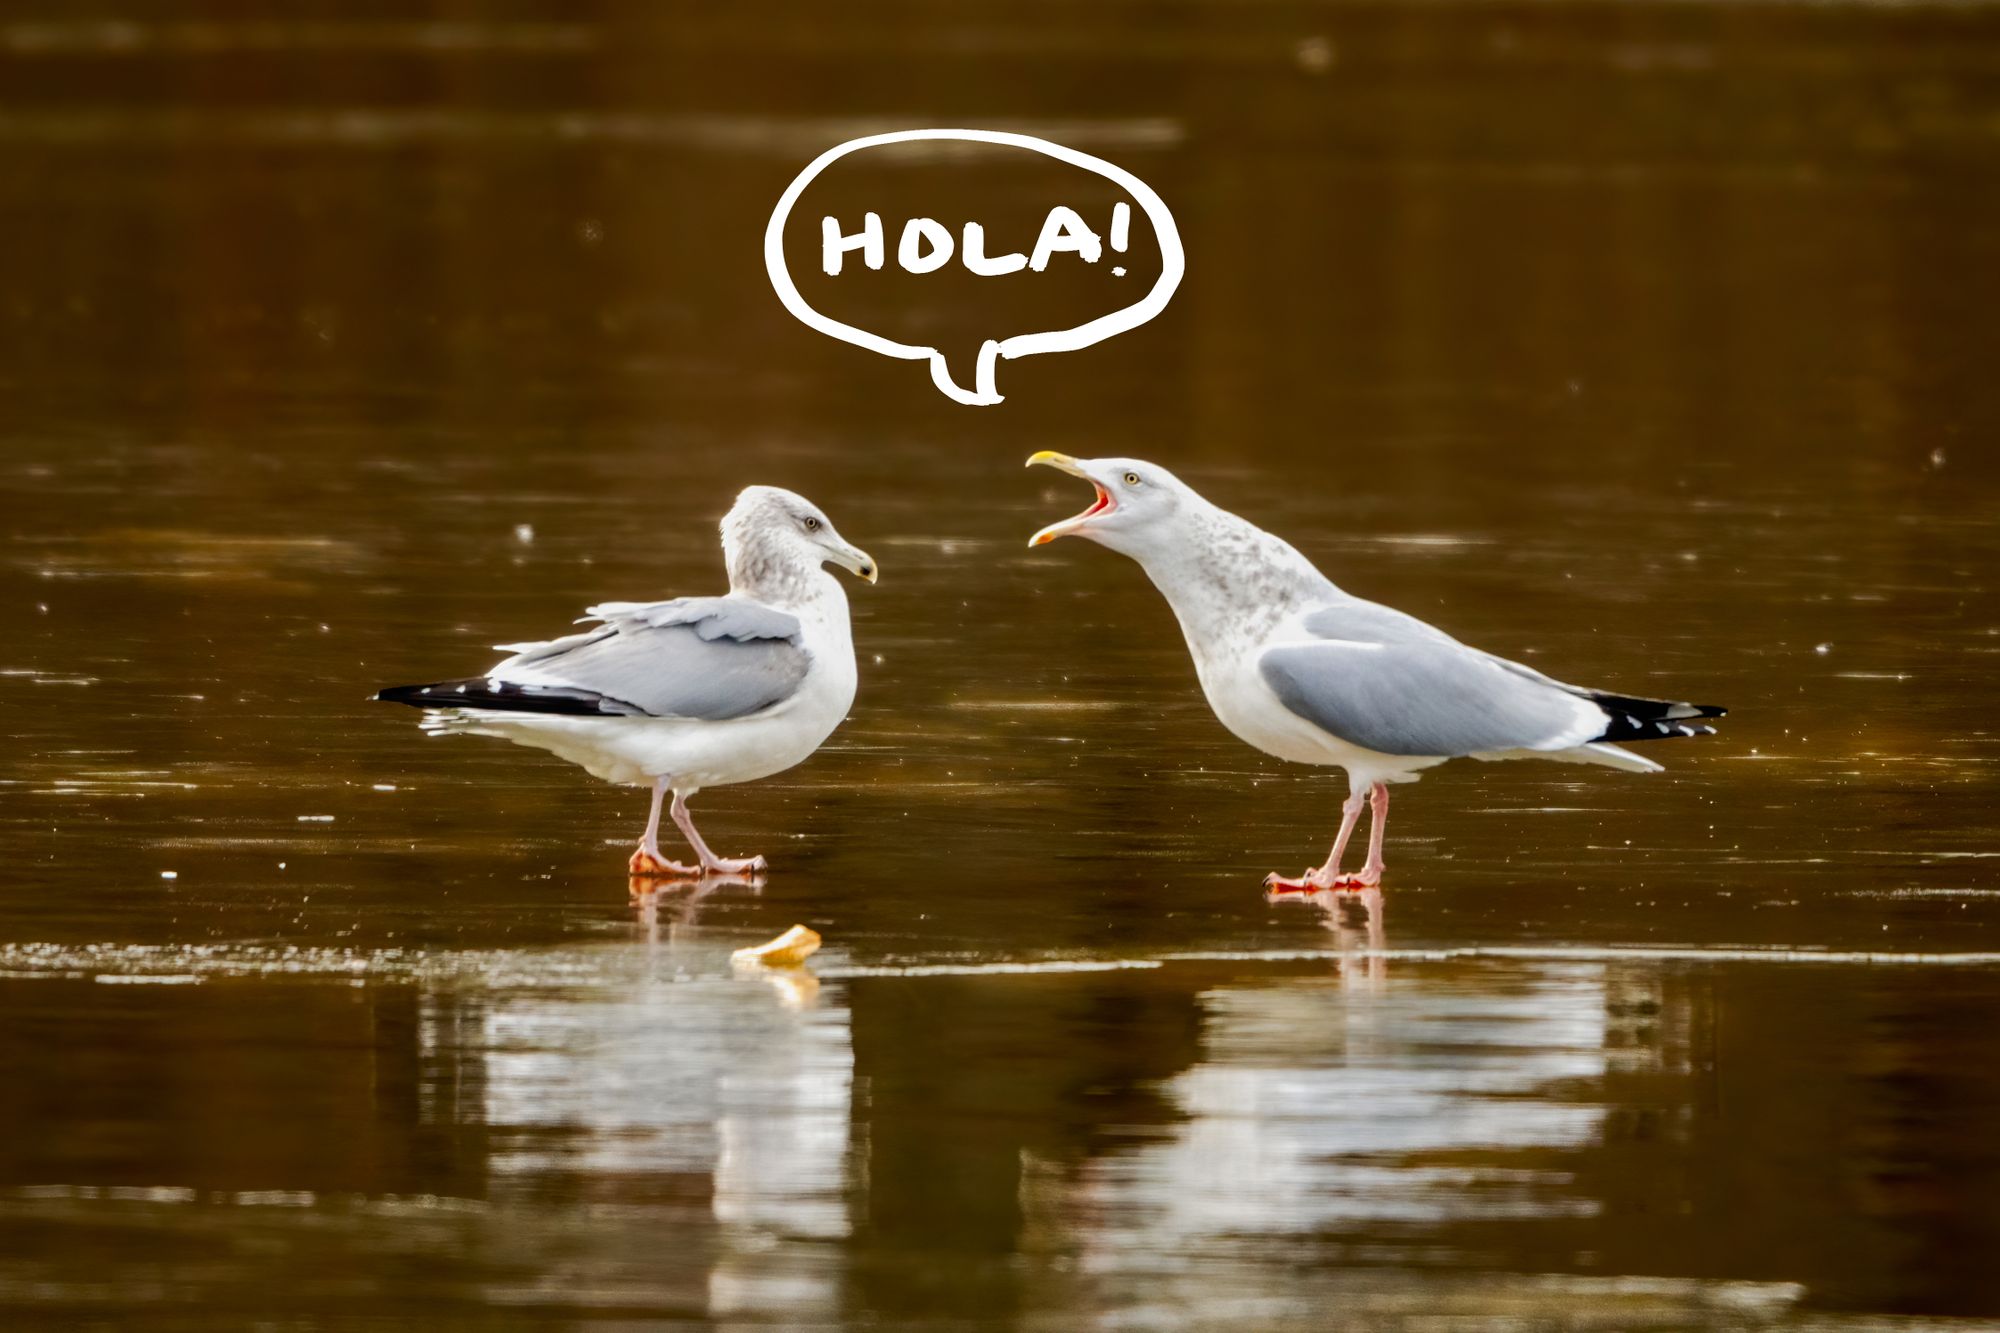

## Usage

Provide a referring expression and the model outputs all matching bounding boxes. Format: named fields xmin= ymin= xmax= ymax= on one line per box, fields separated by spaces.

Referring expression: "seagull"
xmin=377 ymin=486 xmax=876 ymax=877
xmin=1025 ymin=452 xmax=1725 ymax=891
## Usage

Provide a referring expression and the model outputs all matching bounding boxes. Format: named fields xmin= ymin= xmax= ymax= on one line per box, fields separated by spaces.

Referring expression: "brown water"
xmin=3 ymin=4 xmax=2000 ymax=1327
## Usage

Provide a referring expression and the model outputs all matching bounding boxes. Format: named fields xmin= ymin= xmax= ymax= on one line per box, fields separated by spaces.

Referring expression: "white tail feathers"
xmin=1470 ymin=742 xmax=1663 ymax=773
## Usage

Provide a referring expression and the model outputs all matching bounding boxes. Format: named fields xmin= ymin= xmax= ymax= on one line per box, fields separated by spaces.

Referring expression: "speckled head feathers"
xmin=721 ymin=486 xmax=875 ymax=601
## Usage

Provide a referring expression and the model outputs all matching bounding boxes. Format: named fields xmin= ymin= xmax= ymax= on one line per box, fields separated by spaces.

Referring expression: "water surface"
xmin=2 ymin=3 xmax=1998 ymax=1326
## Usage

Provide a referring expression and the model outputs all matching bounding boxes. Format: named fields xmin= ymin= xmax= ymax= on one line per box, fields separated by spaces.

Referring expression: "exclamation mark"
xmin=1110 ymin=201 xmax=1130 ymax=276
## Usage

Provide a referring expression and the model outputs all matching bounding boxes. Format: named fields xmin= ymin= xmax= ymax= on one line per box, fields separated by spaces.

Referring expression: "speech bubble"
xmin=764 ymin=128 xmax=1183 ymax=406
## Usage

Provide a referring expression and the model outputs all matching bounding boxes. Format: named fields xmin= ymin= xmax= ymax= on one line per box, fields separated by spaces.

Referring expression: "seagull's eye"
xmin=802 ymin=517 xmax=821 ymax=533
xmin=1122 ymin=471 xmax=1142 ymax=487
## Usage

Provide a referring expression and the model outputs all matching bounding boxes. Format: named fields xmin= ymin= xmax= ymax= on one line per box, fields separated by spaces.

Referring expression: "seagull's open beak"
xmin=1026 ymin=451 xmax=1113 ymax=547
xmin=831 ymin=543 xmax=877 ymax=584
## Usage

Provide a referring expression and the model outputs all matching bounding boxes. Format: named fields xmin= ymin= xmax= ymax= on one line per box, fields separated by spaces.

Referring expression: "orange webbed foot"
xmin=629 ymin=847 xmax=700 ymax=878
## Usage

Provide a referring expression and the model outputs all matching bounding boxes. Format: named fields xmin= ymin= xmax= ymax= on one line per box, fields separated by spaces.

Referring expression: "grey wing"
xmin=581 ymin=596 xmax=804 ymax=643
xmin=1262 ymin=605 xmax=1603 ymax=757
xmin=1303 ymin=603 xmax=1609 ymax=700
xmin=492 ymin=597 xmax=811 ymax=721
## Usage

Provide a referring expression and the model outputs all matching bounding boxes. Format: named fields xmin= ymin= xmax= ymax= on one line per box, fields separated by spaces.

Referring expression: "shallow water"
xmin=3 ymin=3 xmax=2000 ymax=1326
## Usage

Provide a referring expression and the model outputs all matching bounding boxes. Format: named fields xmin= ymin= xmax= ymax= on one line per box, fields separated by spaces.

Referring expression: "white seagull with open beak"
xmin=1026 ymin=452 xmax=1725 ymax=891
xmin=379 ymin=486 xmax=876 ymax=877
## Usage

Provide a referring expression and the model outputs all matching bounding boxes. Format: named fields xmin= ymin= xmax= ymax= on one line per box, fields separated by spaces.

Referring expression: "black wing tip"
xmin=1589 ymin=691 xmax=1730 ymax=743
xmin=1595 ymin=711 xmax=1728 ymax=743
xmin=1585 ymin=690 xmax=1730 ymax=743
xmin=374 ymin=676 xmax=647 ymax=718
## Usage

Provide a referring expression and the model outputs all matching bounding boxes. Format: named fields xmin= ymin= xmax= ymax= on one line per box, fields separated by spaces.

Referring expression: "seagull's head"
xmin=1024 ymin=452 xmax=1197 ymax=559
xmin=724 ymin=486 xmax=877 ymax=590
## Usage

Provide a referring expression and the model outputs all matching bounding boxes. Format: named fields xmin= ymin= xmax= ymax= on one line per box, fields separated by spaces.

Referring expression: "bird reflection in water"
xmin=454 ymin=887 xmax=855 ymax=1321
xmin=1269 ymin=884 xmax=1388 ymax=991
xmin=629 ymin=868 xmax=764 ymax=942
xmin=629 ymin=872 xmax=822 ymax=1010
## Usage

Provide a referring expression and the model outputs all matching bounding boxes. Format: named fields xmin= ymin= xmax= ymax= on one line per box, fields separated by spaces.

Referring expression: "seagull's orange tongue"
xmin=1029 ymin=477 xmax=1113 ymax=546
xmin=1026 ymin=450 xmax=1115 ymax=546
xmin=1031 ymin=483 xmax=1109 ymax=545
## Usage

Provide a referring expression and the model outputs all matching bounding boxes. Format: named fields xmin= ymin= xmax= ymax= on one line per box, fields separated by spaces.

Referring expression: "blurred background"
xmin=1 ymin=2 xmax=1998 ymax=1326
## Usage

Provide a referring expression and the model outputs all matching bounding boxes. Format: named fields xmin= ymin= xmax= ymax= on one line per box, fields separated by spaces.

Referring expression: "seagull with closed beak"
xmin=378 ymin=486 xmax=876 ymax=877
xmin=1025 ymin=452 xmax=1725 ymax=891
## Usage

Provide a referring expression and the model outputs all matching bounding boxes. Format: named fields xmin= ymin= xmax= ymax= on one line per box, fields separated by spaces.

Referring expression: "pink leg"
xmin=671 ymin=790 xmax=768 ymax=875
xmin=630 ymin=778 xmax=700 ymax=877
xmin=1352 ymin=782 xmax=1389 ymax=887
xmin=1266 ymin=790 xmax=1367 ymax=893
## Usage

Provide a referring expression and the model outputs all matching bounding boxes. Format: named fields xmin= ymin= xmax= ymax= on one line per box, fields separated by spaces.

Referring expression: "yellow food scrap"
xmin=732 ymin=925 xmax=821 ymax=969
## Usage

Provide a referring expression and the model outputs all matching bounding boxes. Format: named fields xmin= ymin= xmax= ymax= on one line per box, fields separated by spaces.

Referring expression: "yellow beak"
xmin=835 ymin=544 xmax=878 ymax=584
xmin=1025 ymin=450 xmax=1087 ymax=477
